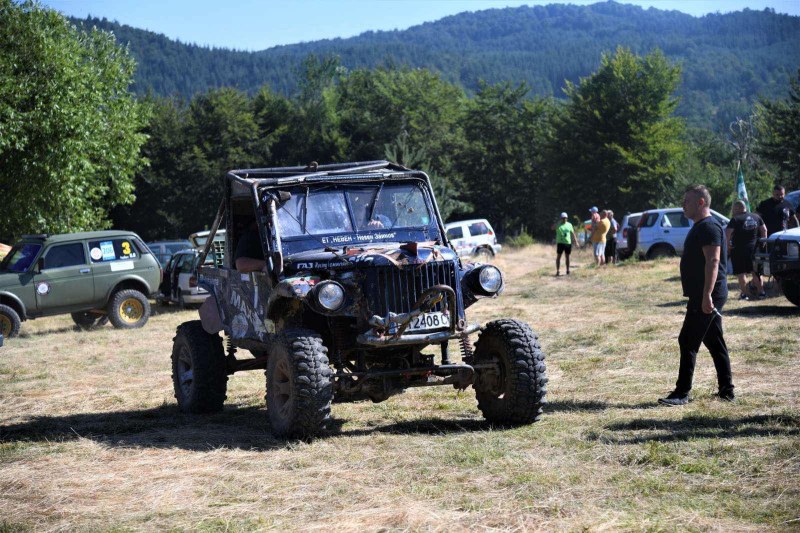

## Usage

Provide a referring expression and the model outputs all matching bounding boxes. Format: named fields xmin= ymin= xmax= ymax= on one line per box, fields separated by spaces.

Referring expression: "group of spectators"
xmin=727 ymin=184 xmax=798 ymax=301
xmin=551 ymin=207 xmax=618 ymax=276
xmin=553 ymin=184 xmax=798 ymax=285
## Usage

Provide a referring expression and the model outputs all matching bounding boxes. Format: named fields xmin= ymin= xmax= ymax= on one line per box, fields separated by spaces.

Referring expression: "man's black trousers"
xmin=675 ymin=298 xmax=734 ymax=395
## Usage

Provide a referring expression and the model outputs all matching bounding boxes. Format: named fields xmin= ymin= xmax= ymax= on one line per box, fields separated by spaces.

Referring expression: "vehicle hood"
xmin=284 ymin=242 xmax=458 ymax=272
xmin=766 ymin=228 xmax=800 ymax=241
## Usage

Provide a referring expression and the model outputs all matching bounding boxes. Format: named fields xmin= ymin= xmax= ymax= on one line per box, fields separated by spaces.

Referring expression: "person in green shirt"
xmin=553 ymin=212 xmax=579 ymax=276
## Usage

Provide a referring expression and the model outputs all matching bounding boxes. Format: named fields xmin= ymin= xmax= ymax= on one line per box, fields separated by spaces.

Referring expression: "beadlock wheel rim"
xmin=178 ymin=348 xmax=193 ymax=398
xmin=119 ymin=298 xmax=144 ymax=323
xmin=273 ymin=357 xmax=293 ymax=418
xmin=0 ymin=315 xmax=11 ymax=337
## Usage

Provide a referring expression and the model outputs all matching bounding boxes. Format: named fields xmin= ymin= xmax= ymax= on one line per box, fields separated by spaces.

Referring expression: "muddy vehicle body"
xmin=172 ymin=161 xmax=547 ymax=437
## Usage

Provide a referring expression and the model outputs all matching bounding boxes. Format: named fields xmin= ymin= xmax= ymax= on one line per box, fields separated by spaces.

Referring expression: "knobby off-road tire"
xmin=107 ymin=289 xmax=151 ymax=329
xmin=266 ymin=329 xmax=333 ymax=438
xmin=172 ymin=320 xmax=227 ymax=413
xmin=0 ymin=304 xmax=21 ymax=338
xmin=71 ymin=312 xmax=109 ymax=331
xmin=780 ymin=278 xmax=800 ymax=307
xmin=473 ymin=319 xmax=548 ymax=425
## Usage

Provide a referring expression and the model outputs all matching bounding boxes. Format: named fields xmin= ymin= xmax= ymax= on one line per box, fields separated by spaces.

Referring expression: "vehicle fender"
xmin=265 ymin=278 xmax=310 ymax=322
xmin=0 ymin=291 xmax=27 ymax=321
xmin=199 ymin=294 xmax=224 ymax=334
xmin=104 ymin=274 xmax=156 ymax=301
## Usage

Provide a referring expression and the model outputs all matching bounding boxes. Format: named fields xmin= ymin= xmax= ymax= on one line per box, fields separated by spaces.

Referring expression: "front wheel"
xmin=107 ymin=289 xmax=151 ymax=329
xmin=172 ymin=320 xmax=227 ymax=412
xmin=781 ymin=278 xmax=800 ymax=307
xmin=473 ymin=319 xmax=548 ymax=425
xmin=71 ymin=311 xmax=109 ymax=331
xmin=266 ymin=329 xmax=333 ymax=438
xmin=0 ymin=304 xmax=21 ymax=338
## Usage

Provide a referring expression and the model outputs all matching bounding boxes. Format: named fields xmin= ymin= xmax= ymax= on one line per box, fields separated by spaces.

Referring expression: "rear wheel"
xmin=107 ymin=289 xmax=151 ymax=329
xmin=473 ymin=319 xmax=548 ymax=425
xmin=474 ymin=247 xmax=494 ymax=262
xmin=0 ymin=304 xmax=21 ymax=338
xmin=781 ymin=278 xmax=800 ymax=307
xmin=171 ymin=320 xmax=227 ymax=412
xmin=647 ymin=245 xmax=675 ymax=260
xmin=266 ymin=329 xmax=333 ymax=438
xmin=71 ymin=312 xmax=109 ymax=331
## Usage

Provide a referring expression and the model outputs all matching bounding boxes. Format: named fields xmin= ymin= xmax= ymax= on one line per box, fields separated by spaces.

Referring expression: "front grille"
xmin=364 ymin=261 xmax=459 ymax=317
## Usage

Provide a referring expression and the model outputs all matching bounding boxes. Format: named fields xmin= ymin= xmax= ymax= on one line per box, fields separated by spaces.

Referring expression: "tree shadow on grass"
xmin=655 ymin=301 xmax=685 ymax=308
xmin=18 ymin=326 xmax=78 ymax=338
xmin=587 ymin=413 xmax=800 ymax=444
xmin=724 ymin=304 xmax=799 ymax=317
xmin=544 ymin=399 xmax=659 ymax=412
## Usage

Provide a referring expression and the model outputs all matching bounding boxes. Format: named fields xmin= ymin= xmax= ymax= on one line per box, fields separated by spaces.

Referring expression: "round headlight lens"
xmin=316 ymin=282 xmax=345 ymax=311
xmin=478 ymin=266 xmax=503 ymax=293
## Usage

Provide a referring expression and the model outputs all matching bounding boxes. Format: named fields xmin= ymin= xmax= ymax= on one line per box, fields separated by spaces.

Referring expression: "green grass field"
xmin=1 ymin=244 xmax=798 ymax=531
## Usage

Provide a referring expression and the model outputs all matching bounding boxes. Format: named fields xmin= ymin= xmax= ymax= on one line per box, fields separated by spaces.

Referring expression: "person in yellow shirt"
xmin=590 ymin=210 xmax=611 ymax=266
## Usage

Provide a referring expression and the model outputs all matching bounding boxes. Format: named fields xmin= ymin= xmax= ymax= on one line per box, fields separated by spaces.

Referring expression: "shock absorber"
xmin=459 ymin=333 xmax=474 ymax=364
xmin=329 ymin=318 xmax=348 ymax=369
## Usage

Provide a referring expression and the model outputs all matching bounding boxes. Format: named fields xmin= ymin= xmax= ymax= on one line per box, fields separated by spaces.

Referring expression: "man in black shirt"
xmin=757 ymin=185 xmax=799 ymax=236
xmin=726 ymin=200 xmax=767 ymax=300
xmin=659 ymin=185 xmax=734 ymax=406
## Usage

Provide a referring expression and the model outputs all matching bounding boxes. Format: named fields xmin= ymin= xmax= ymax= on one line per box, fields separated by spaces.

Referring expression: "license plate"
xmin=408 ymin=312 xmax=450 ymax=331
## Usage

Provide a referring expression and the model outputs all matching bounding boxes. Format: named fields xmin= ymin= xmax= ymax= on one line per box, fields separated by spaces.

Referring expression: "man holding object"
xmin=659 ymin=185 xmax=734 ymax=406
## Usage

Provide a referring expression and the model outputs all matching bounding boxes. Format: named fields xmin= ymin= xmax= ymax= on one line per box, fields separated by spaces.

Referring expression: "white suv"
xmin=445 ymin=218 xmax=502 ymax=260
xmin=634 ymin=208 xmax=729 ymax=259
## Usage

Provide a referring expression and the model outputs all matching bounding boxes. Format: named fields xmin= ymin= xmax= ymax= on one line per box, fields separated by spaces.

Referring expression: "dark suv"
xmin=0 ymin=231 xmax=160 ymax=337
xmin=171 ymin=161 xmax=548 ymax=437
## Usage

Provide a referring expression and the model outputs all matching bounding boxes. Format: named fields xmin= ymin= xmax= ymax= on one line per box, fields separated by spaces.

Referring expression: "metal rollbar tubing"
xmin=197 ymin=198 xmax=226 ymax=268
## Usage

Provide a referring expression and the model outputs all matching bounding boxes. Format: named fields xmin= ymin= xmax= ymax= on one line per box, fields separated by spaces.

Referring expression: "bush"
xmin=505 ymin=232 xmax=535 ymax=248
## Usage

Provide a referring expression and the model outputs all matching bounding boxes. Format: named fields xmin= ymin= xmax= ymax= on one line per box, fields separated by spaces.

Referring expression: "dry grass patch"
xmin=0 ymin=244 xmax=798 ymax=531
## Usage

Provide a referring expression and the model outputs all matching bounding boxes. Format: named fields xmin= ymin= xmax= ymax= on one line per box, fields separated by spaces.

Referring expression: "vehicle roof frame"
xmin=197 ymin=161 xmax=452 ymax=272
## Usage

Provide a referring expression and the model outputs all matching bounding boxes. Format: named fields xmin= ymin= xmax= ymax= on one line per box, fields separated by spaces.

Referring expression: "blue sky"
xmin=42 ymin=0 xmax=800 ymax=51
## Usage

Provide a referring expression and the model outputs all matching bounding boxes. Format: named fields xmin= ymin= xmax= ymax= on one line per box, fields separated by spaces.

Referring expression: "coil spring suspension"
xmin=226 ymin=336 xmax=237 ymax=358
xmin=459 ymin=333 xmax=474 ymax=364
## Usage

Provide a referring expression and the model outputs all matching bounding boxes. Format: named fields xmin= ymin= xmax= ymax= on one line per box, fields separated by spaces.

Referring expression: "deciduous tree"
xmin=0 ymin=1 xmax=148 ymax=239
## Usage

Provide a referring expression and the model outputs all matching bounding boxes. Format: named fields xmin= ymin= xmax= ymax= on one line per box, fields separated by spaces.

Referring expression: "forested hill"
xmin=73 ymin=1 xmax=800 ymax=128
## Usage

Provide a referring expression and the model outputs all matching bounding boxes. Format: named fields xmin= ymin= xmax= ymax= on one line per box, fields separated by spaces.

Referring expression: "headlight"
xmin=315 ymin=281 xmax=345 ymax=311
xmin=478 ymin=266 xmax=503 ymax=293
xmin=787 ymin=242 xmax=799 ymax=259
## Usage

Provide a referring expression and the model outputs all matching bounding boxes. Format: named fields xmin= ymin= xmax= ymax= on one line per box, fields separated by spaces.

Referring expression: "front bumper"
xmin=357 ymin=322 xmax=481 ymax=346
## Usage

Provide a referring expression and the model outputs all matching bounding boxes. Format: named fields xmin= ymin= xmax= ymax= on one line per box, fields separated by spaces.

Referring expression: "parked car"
xmin=188 ymin=230 xmax=225 ymax=266
xmin=444 ymin=219 xmax=502 ymax=260
xmin=634 ymin=208 xmax=730 ymax=259
xmin=0 ymin=231 xmax=161 ymax=338
xmin=157 ymin=249 xmax=216 ymax=307
xmin=146 ymin=240 xmax=193 ymax=267
xmin=753 ymin=225 xmax=800 ymax=308
xmin=616 ymin=212 xmax=642 ymax=260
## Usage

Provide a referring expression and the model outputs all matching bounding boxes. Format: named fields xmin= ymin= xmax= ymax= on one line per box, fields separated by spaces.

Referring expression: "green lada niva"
xmin=0 ymin=231 xmax=161 ymax=338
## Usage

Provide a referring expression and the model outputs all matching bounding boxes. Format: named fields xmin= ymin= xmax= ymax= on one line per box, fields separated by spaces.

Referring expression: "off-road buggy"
xmin=171 ymin=161 xmax=547 ymax=437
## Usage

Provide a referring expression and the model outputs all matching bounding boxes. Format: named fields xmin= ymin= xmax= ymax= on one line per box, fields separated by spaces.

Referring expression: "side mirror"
xmin=36 ymin=257 xmax=45 ymax=272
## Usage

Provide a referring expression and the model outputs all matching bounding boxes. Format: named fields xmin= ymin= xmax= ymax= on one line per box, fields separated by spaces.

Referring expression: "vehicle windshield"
xmin=0 ymin=243 xmax=42 ymax=273
xmin=277 ymin=182 xmax=433 ymax=238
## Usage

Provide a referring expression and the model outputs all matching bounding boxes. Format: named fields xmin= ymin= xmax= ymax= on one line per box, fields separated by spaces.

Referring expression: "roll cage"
xmin=197 ymin=161 xmax=452 ymax=278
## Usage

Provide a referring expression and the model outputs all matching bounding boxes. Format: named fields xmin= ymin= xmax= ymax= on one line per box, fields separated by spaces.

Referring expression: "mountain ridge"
xmin=71 ymin=1 xmax=800 ymax=128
